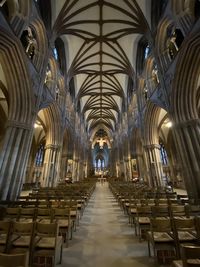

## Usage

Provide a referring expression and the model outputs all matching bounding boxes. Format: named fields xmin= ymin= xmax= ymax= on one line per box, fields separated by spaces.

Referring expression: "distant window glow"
xmin=144 ymin=45 xmax=150 ymax=59
xmin=160 ymin=143 xmax=168 ymax=165
xmin=53 ymin=48 xmax=58 ymax=60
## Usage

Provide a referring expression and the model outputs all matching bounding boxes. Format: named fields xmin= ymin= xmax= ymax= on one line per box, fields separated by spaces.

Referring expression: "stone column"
xmin=60 ymin=153 xmax=68 ymax=181
xmin=0 ymin=121 xmax=33 ymax=200
xmin=124 ymin=157 xmax=131 ymax=181
xmin=72 ymin=158 xmax=79 ymax=182
xmin=42 ymin=144 xmax=60 ymax=187
xmin=144 ymin=144 xmax=164 ymax=188
xmin=173 ymin=119 xmax=200 ymax=201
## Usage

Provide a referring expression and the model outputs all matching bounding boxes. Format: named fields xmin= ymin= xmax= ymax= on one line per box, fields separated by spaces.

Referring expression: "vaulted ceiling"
xmin=51 ymin=0 xmax=151 ymax=145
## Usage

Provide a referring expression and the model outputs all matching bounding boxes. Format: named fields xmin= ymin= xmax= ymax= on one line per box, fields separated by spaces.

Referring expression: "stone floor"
xmin=59 ymin=182 xmax=160 ymax=267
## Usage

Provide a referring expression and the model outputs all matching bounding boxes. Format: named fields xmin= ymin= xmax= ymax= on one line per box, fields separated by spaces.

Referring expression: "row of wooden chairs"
xmin=147 ymin=216 xmax=200 ymax=261
xmin=0 ymin=221 xmax=63 ymax=267
xmin=109 ymin=181 xmax=200 ymax=265
xmin=2 ymin=206 xmax=79 ymax=243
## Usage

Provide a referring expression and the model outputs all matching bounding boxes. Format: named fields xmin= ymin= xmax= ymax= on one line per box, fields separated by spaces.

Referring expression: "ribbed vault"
xmin=52 ymin=0 xmax=150 ymax=145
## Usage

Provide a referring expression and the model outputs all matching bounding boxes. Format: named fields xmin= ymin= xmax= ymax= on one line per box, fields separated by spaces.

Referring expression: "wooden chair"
xmin=172 ymin=217 xmax=197 ymax=258
xmin=0 ymin=252 xmax=28 ymax=267
xmin=147 ymin=217 xmax=175 ymax=263
xmin=32 ymin=222 xmax=63 ymax=267
xmin=151 ymin=205 xmax=169 ymax=218
xmin=19 ymin=208 xmax=36 ymax=223
xmin=185 ymin=205 xmax=200 ymax=218
xmin=3 ymin=208 xmax=20 ymax=222
xmin=52 ymin=208 xmax=73 ymax=245
xmin=170 ymin=205 xmax=186 ymax=218
xmin=172 ymin=245 xmax=200 ymax=267
xmin=35 ymin=208 xmax=52 ymax=223
xmin=135 ymin=205 xmax=151 ymax=241
xmin=9 ymin=221 xmax=34 ymax=264
xmin=0 ymin=221 xmax=11 ymax=253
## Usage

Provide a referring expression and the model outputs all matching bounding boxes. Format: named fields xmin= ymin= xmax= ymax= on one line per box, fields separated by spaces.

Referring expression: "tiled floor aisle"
xmin=60 ymin=182 xmax=156 ymax=267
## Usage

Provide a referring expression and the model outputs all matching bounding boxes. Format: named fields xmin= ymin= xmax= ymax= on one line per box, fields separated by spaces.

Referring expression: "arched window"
xmin=53 ymin=48 xmax=58 ymax=60
xmin=159 ymin=142 xmax=168 ymax=165
xmin=144 ymin=45 xmax=150 ymax=59
xmin=54 ymin=38 xmax=67 ymax=74
xmin=136 ymin=37 xmax=150 ymax=75
xmin=97 ymin=159 xmax=101 ymax=169
xmin=35 ymin=142 xmax=45 ymax=166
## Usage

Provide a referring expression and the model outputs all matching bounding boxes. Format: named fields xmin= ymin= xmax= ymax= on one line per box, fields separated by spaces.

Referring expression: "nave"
xmin=61 ymin=182 xmax=155 ymax=267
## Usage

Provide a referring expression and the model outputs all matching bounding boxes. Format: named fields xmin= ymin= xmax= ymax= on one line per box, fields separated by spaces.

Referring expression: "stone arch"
xmin=154 ymin=16 xmax=185 ymax=71
xmin=0 ymin=28 xmax=35 ymax=200
xmin=129 ymin=127 xmax=147 ymax=181
xmin=0 ymin=27 xmax=33 ymax=124
xmin=27 ymin=18 xmax=48 ymax=73
xmin=171 ymin=31 xmax=200 ymax=122
xmin=42 ymin=104 xmax=62 ymax=146
xmin=39 ymin=103 xmax=63 ymax=187
xmin=143 ymin=102 xmax=163 ymax=145
xmin=60 ymin=128 xmax=74 ymax=181
xmin=144 ymin=56 xmax=159 ymax=96
xmin=44 ymin=56 xmax=59 ymax=98
xmin=143 ymin=102 xmax=169 ymax=187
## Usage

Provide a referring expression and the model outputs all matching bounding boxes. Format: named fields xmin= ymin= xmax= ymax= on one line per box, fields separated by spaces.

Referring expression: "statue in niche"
xmin=21 ymin=27 xmax=37 ymax=60
xmin=143 ymin=85 xmax=148 ymax=101
xmin=167 ymin=31 xmax=179 ymax=59
xmin=55 ymin=86 xmax=59 ymax=101
xmin=44 ymin=65 xmax=52 ymax=84
xmin=152 ymin=64 xmax=159 ymax=85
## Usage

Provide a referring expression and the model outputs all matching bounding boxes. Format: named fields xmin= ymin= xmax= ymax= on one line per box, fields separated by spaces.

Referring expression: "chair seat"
xmin=0 ymin=234 xmax=7 ymax=245
xmin=172 ymin=259 xmax=182 ymax=267
xmin=12 ymin=236 xmax=31 ymax=247
xmin=36 ymin=236 xmax=62 ymax=249
xmin=178 ymin=231 xmax=197 ymax=241
xmin=138 ymin=217 xmax=150 ymax=224
xmin=172 ymin=259 xmax=200 ymax=267
xmin=18 ymin=218 xmax=33 ymax=223
xmin=57 ymin=219 xmax=69 ymax=227
xmin=130 ymin=208 xmax=136 ymax=214
xmin=151 ymin=231 xmax=174 ymax=242
xmin=37 ymin=219 xmax=52 ymax=224
xmin=70 ymin=211 xmax=77 ymax=217
xmin=36 ymin=237 xmax=56 ymax=248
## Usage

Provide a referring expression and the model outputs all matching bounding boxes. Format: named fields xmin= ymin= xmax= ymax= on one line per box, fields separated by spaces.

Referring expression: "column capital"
xmin=6 ymin=120 xmax=32 ymax=130
xmin=144 ymin=144 xmax=160 ymax=150
xmin=45 ymin=144 xmax=60 ymax=150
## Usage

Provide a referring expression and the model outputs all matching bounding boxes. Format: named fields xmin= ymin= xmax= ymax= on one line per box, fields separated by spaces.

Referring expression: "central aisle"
xmin=61 ymin=182 xmax=155 ymax=267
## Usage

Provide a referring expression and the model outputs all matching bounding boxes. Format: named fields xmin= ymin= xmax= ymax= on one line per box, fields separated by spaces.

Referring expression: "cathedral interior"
xmin=0 ymin=0 xmax=200 ymax=266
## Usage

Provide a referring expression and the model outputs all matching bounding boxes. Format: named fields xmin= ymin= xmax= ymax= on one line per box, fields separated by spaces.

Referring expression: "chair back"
xmin=182 ymin=245 xmax=200 ymax=267
xmin=0 ymin=253 xmax=27 ymax=267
